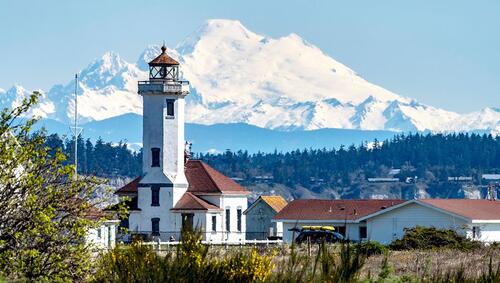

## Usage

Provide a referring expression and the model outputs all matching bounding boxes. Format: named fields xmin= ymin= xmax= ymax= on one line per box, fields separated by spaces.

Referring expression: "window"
xmin=152 ymin=218 xmax=160 ymax=236
xmin=151 ymin=148 xmax=160 ymax=167
xmin=97 ymin=228 xmax=102 ymax=239
xmin=182 ymin=213 xmax=194 ymax=231
xmin=472 ymin=226 xmax=480 ymax=239
xmin=225 ymin=208 xmax=231 ymax=232
xmin=166 ymin=100 xmax=175 ymax=117
xmin=151 ymin=186 xmax=160 ymax=206
xmin=359 ymin=226 xmax=367 ymax=239
xmin=237 ymin=208 xmax=242 ymax=232
xmin=336 ymin=226 xmax=346 ymax=237
xmin=211 ymin=215 xmax=217 ymax=232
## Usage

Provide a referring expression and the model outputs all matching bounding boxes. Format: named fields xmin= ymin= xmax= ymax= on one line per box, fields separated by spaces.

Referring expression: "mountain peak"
xmin=0 ymin=19 xmax=497 ymax=134
xmin=176 ymin=19 xmax=263 ymax=55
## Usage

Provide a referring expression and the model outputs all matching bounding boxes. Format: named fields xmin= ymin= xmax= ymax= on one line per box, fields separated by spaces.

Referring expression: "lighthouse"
xmin=134 ymin=46 xmax=190 ymax=234
xmin=117 ymin=46 xmax=248 ymax=242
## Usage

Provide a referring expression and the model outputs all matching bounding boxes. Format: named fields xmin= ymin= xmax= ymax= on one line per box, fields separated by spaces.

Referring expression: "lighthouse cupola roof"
xmin=147 ymin=45 xmax=180 ymax=81
xmin=149 ymin=45 xmax=179 ymax=66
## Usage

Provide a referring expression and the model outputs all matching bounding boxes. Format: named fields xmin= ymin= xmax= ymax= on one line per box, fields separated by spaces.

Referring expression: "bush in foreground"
xmin=93 ymin=230 xmax=274 ymax=283
xmin=389 ymin=226 xmax=481 ymax=251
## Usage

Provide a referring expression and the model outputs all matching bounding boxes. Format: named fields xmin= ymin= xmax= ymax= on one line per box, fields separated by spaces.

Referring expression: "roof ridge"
xmin=198 ymin=161 xmax=223 ymax=193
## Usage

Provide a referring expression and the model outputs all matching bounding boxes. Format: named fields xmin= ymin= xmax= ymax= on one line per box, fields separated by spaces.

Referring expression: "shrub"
xmin=354 ymin=241 xmax=388 ymax=257
xmin=93 ymin=229 xmax=274 ymax=283
xmin=389 ymin=226 xmax=481 ymax=251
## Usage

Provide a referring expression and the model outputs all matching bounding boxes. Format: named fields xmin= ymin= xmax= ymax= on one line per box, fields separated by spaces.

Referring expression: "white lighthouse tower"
xmin=118 ymin=46 xmax=249 ymax=242
xmin=133 ymin=46 xmax=190 ymax=236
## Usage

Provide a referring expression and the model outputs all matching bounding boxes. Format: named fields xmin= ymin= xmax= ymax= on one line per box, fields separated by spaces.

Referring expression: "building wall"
xmin=141 ymin=93 xmax=187 ymax=186
xmin=246 ymin=202 xmax=280 ymax=240
xmin=221 ymin=195 xmax=247 ymax=242
xmin=132 ymin=185 xmax=188 ymax=237
xmin=204 ymin=212 xmax=224 ymax=242
xmin=86 ymin=222 xmax=118 ymax=250
xmin=466 ymin=223 xmax=500 ymax=243
xmin=366 ymin=202 xmax=468 ymax=244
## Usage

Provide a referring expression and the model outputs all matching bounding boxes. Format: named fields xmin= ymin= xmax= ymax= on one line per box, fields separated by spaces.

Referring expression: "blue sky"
xmin=0 ymin=0 xmax=498 ymax=113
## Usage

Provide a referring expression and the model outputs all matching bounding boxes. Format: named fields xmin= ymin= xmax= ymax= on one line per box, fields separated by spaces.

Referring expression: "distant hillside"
xmin=43 ymin=131 xmax=500 ymax=201
xmin=35 ymin=113 xmax=398 ymax=153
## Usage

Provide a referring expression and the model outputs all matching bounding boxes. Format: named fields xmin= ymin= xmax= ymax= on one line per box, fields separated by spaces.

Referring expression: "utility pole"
xmin=71 ymin=74 xmax=83 ymax=180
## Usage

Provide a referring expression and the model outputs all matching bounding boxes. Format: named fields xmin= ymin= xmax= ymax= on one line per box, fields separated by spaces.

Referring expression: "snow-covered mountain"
xmin=0 ymin=19 xmax=498 ymax=133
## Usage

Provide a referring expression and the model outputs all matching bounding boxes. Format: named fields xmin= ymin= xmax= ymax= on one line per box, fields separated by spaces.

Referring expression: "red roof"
xmin=419 ymin=199 xmax=500 ymax=220
xmin=149 ymin=46 xmax=179 ymax=65
xmin=115 ymin=176 xmax=141 ymax=195
xmin=115 ymin=160 xmax=248 ymax=195
xmin=274 ymin=199 xmax=405 ymax=221
xmin=171 ymin=192 xmax=220 ymax=211
xmin=185 ymin=160 xmax=248 ymax=195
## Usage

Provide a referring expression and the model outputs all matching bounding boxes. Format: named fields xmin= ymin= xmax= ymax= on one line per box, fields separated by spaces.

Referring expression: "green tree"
xmin=0 ymin=92 xmax=102 ymax=281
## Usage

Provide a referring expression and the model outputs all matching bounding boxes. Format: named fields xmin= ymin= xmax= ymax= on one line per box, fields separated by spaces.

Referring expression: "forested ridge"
xmin=45 ymin=133 xmax=499 ymax=190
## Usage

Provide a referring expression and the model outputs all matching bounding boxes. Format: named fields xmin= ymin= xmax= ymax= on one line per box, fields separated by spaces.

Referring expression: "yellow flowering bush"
xmin=215 ymin=249 xmax=274 ymax=282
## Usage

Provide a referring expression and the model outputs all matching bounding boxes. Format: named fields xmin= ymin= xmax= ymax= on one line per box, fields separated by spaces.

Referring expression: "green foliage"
xmin=0 ymin=92 xmax=102 ymax=281
xmin=272 ymin=243 xmax=366 ymax=282
xmin=44 ymin=131 xmax=500 ymax=195
xmin=93 ymin=230 xmax=274 ymax=283
xmin=389 ymin=226 xmax=481 ymax=251
xmin=354 ymin=241 xmax=388 ymax=257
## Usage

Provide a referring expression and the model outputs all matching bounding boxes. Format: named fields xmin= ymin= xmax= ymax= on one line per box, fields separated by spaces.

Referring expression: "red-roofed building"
xmin=115 ymin=47 xmax=249 ymax=243
xmin=274 ymin=198 xmax=500 ymax=244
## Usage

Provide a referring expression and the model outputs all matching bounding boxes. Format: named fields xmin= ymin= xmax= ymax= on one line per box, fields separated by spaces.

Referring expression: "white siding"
xmin=246 ymin=201 xmax=279 ymax=240
xmin=86 ymin=222 xmax=118 ymax=250
xmin=467 ymin=223 xmax=500 ymax=243
xmin=221 ymin=195 xmax=247 ymax=242
xmin=366 ymin=202 xmax=468 ymax=244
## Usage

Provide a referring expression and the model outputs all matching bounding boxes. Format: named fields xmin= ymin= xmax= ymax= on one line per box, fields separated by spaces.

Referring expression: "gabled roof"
xmin=273 ymin=199 xmax=405 ymax=221
xmin=245 ymin=196 xmax=288 ymax=214
xmin=149 ymin=46 xmax=179 ymax=66
xmin=419 ymin=199 xmax=500 ymax=221
xmin=115 ymin=160 xmax=248 ymax=196
xmin=185 ymin=160 xmax=248 ymax=195
xmin=171 ymin=192 xmax=220 ymax=211
xmin=115 ymin=176 xmax=141 ymax=195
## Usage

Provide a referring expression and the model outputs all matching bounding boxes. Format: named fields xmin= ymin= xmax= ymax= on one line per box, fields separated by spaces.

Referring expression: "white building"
xmin=86 ymin=220 xmax=119 ymax=250
xmin=244 ymin=196 xmax=287 ymax=240
xmin=274 ymin=199 xmax=500 ymax=244
xmin=116 ymin=47 xmax=249 ymax=242
xmin=83 ymin=206 xmax=119 ymax=250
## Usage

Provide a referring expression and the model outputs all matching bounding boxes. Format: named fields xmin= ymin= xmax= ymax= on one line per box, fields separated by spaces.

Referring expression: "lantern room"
xmin=148 ymin=45 xmax=179 ymax=81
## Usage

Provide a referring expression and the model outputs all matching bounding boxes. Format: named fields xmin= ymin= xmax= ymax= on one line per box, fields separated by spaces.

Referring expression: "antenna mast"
xmin=71 ymin=74 xmax=83 ymax=180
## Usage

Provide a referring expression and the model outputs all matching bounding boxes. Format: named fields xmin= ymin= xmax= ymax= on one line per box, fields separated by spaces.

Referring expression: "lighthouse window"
xmin=166 ymin=100 xmax=175 ymax=117
xmin=151 ymin=218 xmax=160 ymax=236
xmin=151 ymin=148 xmax=160 ymax=167
xmin=151 ymin=186 xmax=160 ymax=206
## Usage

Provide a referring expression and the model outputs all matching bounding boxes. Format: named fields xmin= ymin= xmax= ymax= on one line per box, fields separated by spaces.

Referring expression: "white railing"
xmin=138 ymin=81 xmax=189 ymax=94
xmin=141 ymin=239 xmax=283 ymax=247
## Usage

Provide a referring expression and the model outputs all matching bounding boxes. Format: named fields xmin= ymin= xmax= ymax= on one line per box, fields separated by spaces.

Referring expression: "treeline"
xmin=44 ymin=134 xmax=142 ymax=178
xmin=44 ymin=133 xmax=500 ymax=187
xmin=198 ymin=133 xmax=500 ymax=187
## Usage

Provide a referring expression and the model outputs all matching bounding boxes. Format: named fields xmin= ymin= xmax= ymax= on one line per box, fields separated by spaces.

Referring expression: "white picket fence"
xmin=142 ymin=239 xmax=283 ymax=247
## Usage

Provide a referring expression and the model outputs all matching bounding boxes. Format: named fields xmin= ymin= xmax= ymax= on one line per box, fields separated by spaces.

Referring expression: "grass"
xmin=92 ymin=230 xmax=500 ymax=282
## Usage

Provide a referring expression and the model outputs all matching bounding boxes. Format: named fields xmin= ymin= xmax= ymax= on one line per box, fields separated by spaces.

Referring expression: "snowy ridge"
xmin=0 ymin=19 xmax=498 ymax=133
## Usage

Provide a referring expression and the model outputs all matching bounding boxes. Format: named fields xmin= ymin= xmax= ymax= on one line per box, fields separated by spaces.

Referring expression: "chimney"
xmin=487 ymin=185 xmax=496 ymax=201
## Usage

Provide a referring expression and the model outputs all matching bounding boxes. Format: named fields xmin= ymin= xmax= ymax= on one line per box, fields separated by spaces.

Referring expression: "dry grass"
xmin=362 ymin=246 xmax=500 ymax=279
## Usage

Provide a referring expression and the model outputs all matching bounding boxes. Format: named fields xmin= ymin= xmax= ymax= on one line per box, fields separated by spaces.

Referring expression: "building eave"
xmin=272 ymin=219 xmax=358 ymax=224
